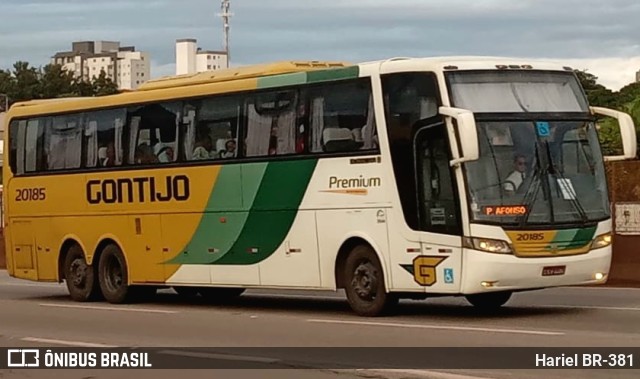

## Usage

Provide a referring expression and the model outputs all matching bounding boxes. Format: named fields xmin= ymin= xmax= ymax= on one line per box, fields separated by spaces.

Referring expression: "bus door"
xmin=413 ymin=123 xmax=463 ymax=293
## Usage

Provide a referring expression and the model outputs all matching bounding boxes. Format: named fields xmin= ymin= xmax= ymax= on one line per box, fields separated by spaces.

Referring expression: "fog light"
xmin=481 ymin=281 xmax=498 ymax=288
xmin=594 ymin=272 xmax=606 ymax=281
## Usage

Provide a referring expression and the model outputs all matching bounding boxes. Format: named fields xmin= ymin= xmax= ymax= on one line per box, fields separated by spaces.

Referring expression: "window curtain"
xmin=114 ymin=118 xmax=124 ymax=165
xmin=246 ymin=104 xmax=272 ymax=156
xmin=16 ymin=120 xmax=27 ymax=174
xmin=276 ymin=110 xmax=296 ymax=155
xmin=310 ymin=97 xmax=325 ymax=152
xmin=362 ymin=95 xmax=376 ymax=150
xmin=85 ymin=121 xmax=98 ymax=167
xmin=183 ymin=110 xmax=196 ymax=160
xmin=128 ymin=117 xmax=141 ymax=164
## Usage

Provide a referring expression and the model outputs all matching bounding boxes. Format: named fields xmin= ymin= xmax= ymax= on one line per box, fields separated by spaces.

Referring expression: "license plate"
xmin=542 ymin=266 xmax=566 ymax=276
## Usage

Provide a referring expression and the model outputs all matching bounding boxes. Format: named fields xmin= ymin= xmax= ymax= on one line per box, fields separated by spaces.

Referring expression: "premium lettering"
xmin=329 ymin=175 xmax=381 ymax=189
xmin=87 ymin=175 xmax=190 ymax=204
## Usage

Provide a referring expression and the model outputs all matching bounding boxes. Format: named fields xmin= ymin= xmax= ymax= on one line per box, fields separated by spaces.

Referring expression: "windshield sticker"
xmin=482 ymin=205 xmax=528 ymax=216
xmin=556 ymin=178 xmax=577 ymax=200
xmin=535 ymin=121 xmax=550 ymax=137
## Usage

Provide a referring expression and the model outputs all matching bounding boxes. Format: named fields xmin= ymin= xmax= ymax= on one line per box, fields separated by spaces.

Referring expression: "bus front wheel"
xmin=98 ymin=244 xmax=138 ymax=304
xmin=343 ymin=245 xmax=397 ymax=317
xmin=63 ymin=244 xmax=101 ymax=302
xmin=465 ymin=291 xmax=512 ymax=310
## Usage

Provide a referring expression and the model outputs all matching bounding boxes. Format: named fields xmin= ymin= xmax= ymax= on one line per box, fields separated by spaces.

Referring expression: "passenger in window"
xmin=192 ymin=135 xmax=215 ymax=160
xmin=219 ymin=140 xmax=236 ymax=158
xmin=135 ymin=144 xmax=158 ymax=164
xmin=268 ymin=126 xmax=278 ymax=155
xmin=102 ymin=142 xmax=116 ymax=167
xmin=154 ymin=143 xmax=174 ymax=163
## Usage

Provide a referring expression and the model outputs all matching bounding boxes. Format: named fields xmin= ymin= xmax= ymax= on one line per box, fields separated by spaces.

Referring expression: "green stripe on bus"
xmin=168 ymin=164 xmax=268 ymax=265
xmin=563 ymin=226 xmax=597 ymax=249
xmin=169 ymin=159 xmax=317 ymax=265
xmin=214 ymin=159 xmax=318 ymax=265
xmin=306 ymin=66 xmax=360 ymax=83
xmin=257 ymin=72 xmax=308 ymax=89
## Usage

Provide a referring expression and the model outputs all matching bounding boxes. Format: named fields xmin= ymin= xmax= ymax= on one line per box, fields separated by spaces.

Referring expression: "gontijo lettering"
xmin=87 ymin=175 xmax=190 ymax=204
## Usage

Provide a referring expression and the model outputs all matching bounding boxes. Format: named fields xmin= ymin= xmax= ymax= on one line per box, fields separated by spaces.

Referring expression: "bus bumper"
xmin=460 ymin=246 xmax=611 ymax=294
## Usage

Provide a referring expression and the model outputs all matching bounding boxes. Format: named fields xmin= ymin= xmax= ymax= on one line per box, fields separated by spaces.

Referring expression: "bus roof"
xmin=363 ymin=56 xmax=575 ymax=73
xmin=4 ymin=56 xmax=577 ymax=119
xmin=138 ymin=60 xmax=350 ymax=91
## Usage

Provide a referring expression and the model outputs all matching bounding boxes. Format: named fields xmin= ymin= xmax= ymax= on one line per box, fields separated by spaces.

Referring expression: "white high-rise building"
xmin=52 ymin=41 xmax=151 ymax=90
xmin=176 ymin=38 xmax=228 ymax=75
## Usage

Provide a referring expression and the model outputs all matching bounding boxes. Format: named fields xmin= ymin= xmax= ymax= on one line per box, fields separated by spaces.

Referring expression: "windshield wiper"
xmin=518 ymin=143 xmax=545 ymax=227
xmin=544 ymin=141 xmax=589 ymax=223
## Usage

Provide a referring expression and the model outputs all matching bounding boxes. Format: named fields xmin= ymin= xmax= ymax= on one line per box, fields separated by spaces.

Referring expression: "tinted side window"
xmin=185 ymin=96 xmax=242 ymax=161
xmin=127 ymin=102 xmax=181 ymax=165
xmin=45 ymin=114 xmax=84 ymax=170
xmin=9 ymin=120 xmax=20 ymax=174
xmin=245 ymin=90 xmax=298 ymax=157
xmin=382 ymin=72 xmax=441 ymax=230
xmin=308 ymin=79 xmax=378 ymax=154
xmin=85 ymin=109 xmax=126 ymax=168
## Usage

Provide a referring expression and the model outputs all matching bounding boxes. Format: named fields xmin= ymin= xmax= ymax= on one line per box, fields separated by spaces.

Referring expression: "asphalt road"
xmin=0 ymin=270 xmax=639 ymax=379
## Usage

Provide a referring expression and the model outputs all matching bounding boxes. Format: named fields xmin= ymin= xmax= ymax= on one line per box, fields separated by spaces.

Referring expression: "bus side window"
xmin=127 ymin=103 xmax=181 ymax=165
xmin=245 ymin=90 xmax=297 ymax=157
xmin=186 ymin=96 xmax=242 ymax=161
xmin=308 ymin=79 xmax=377 ymax=154
xmin=85 ymin=108 xmax=126 ymax=168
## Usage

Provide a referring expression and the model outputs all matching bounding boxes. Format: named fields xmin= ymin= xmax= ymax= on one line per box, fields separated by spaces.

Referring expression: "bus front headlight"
xmin=591 ymin=233 xmax=612 ymax=249
xmin=464 ymin=237 xmax=513 ymax=254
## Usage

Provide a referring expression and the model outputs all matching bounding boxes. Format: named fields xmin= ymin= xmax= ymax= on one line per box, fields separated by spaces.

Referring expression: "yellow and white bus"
xmin=2 ymin=58 xmax=636 ymax=316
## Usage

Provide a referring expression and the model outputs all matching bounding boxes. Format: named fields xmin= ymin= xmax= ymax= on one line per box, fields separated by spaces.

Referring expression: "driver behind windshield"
xmin=504 ymin=154 xmax=527 ymax=193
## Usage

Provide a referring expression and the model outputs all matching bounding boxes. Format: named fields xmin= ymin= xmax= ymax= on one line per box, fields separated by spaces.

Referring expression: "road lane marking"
xmin=0 ymin=282 xmax=65 ymax=288
xmin=22 ymin=337 xmax=117 ymax=348
xmin=39 ymin=303 xmax=178 ymax=314
xmin=307 ymin=319 xmax=564 ymax=336
xmin=247 ymin=293 xmax=341 ymax=300
xmin=355 ymin=369 xmax=494 ymax=379
xmin=158 ymin=350 xmax=280 ymax=364
xmin=540 ymin=305 xmax=640 ymax=311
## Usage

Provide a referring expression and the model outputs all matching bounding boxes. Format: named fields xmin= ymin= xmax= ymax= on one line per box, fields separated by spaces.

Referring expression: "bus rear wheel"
xmin=343 ymin=245 xmax=397 ymax=317
xmin=465 ymin=291 xmax=512 ymax=310
xmin=98 ymin=244 xmax=144 ymax=304
xmin=64 ymin=244 xmax=101 ymax=302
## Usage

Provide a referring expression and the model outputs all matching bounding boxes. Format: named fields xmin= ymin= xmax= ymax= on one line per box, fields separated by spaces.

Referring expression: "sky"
xmin=1 ymin=0 xmax=639 ymax=90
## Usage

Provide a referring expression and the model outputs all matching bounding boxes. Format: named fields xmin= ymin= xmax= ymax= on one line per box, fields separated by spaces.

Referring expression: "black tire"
xmin=98 ymin=244 xmax=134 ymax=304
xmin=173 ymin=286 xmax=201 ymax=298
xmin=343 ymin=245 xmax=398 ymax=317
xmin=198 ymin=287 xmax=245 ymax=302
xmin=465 ymin=291 xmax=512 ymax=310
xmin=63 ymin=244 xmax=101 ymax=302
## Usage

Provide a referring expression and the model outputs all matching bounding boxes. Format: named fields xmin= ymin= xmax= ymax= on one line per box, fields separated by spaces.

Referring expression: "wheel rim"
xmin=69 ymin=258 xmax=88 ymax=289
xmin=351 ymin=261 xmax=378 ymax=301
xmin=104 ymin=255 xmax=124 ymax=293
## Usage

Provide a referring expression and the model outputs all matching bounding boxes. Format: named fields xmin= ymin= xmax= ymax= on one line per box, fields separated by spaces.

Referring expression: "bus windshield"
xmin=447 ymin=70 xmax=588 ymax=113
xmin=463 ymin=120 xmax=609 ymax=226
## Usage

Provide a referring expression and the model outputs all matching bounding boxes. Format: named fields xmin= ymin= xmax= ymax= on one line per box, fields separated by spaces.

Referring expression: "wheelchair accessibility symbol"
xmin=444 ymin=268 xmax=454 ymax=284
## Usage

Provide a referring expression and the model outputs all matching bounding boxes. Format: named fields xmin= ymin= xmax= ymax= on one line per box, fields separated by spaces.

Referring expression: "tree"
xmin=574 ymin=70 xmax=617 ymax=109
xmin=39 ymin=64 xmax=76 ymax=99
xmin=92 ymin=70 xmax=119 ymax=96
xmin=11 ymin=61 xmax=40 ymax=102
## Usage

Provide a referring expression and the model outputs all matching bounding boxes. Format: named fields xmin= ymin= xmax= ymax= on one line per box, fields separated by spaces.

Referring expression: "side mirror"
xmin=439 ymin=106 xmax=479 ymax=166
xmin=591 ymin=106 xmax=637 ymax=161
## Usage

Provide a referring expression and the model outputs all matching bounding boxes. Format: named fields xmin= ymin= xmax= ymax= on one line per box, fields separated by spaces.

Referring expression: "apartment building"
xmin=176 ymin=38 xmax=228 ymax=75
xmin=52 ymin=41 xmax=150 ymax=90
